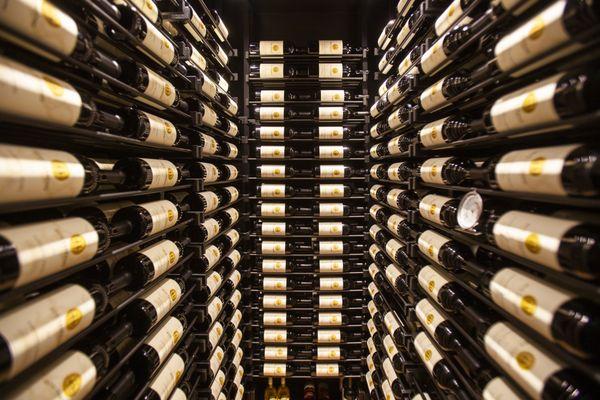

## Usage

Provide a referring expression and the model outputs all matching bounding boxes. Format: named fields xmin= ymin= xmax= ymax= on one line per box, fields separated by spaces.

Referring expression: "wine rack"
xmin=367 ymin=0 xmax=600 ymax=399
xmin=0 ymin=1 xmax=247 ymax=400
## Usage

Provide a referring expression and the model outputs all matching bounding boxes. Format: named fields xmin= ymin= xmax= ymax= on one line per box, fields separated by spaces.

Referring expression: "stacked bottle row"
xmin=366 ymin=0 xmax=600 ymax=398
xmin=0 ymin=1 xmax=246 ymax=400
xmin=247 ymin=39 xmax=367 ymax=382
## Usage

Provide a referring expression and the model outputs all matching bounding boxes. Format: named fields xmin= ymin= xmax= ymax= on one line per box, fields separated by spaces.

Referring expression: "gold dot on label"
xmin=520 ymin=295 xmax=538 ymax=316
xmin=522 ymin=92 xmax=538 ymax=113
xmin=528 ymin=157 xmax=545 ymax=176
xmin=169 ymin=288 xmax=178 ymax=301
xmin=69 ymin=234 xmax=86 ymax=255
xmin=62 ymin=373 xmax=82 ymax=397
xmin=424 ymin=349 xmax=432 ymax=361
xmin=528 ymin=16 xmax=545 ymax=40
xmin=428 ymin=280 xmax=435 ymax=292
xmin=51 ymin=160 xmax=70 ymax=180
xmin=516 ymin=351 xmax=535 ymax=370
xmin=524 ymin=233 xmax=542 ymax=254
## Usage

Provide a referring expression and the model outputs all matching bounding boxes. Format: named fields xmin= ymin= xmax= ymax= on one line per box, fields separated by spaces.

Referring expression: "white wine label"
xmin=260 ymin=90 xmax=285 ymax=102
xmin=144 ymin=316 xmax=184 ymax=364
xmin=259 ymin=126 xmax=285 ymax=140
xmin=210 ymin=370 xmax=225 ymax=399
xmin=368 ymin=263 xmax=379 ymax=280
xmin=228 ymin=270 xmax=242 ymax=289
xmin=200 ymin=72 xmax=218 ymax=99
xmin=366 ymin=354 xmax=374 ymax=371
xmin=397 ymin=52 xmax=414 ymax=76
xmin=385 ymin=238 xmax=404 ymax=258
xmin=143 ymin=278 xmax=182 ymax=325
xmin=234 ymin=386 xmax=244 ymax=400
xmin=385 ymin=264 xmax=403 ymax=286
xmin=381 ymin=380 xmax=394 ymax=399
xmin=495 ymin=144 xmax=579 ymax=196
xmin=319 ymin=312 xmax=342 ymax=326
xmin=141 ymin=111 xmax=177 ymax=146
xmin=417 ymin=265 xmax=450 ymax=301
xmin=320 ymin=277 xmax=344 ymax=291
xmin=368 ymin=282 xmax=379 ymax=299
xmin=138 ymin=16 xmax=175 ymax=64
xmin=259 ymin=64 xmax=284 ymax=79
xmin=387 ymin=136 xmax=404 ymax=155
xmin=317 ymin=330 xmax=341 ymax=343
xmin=203 ymin=245 xmax=221 ymax=269
xmin=223 ymin=164 xmax=238 ymax=180
xmin=226 ymin=229 xmax=240 ymax=245
xmin=200 ymin=162 xmax=219 ymax=182
xmin=316 ymin=363 xmax=339 ymax=376
xmin=224 ymin=208 xmax=240 ymax=223
xmin=140 ymin=200 xmax=179 ymax=236
xmin=490 ymin=267 xmax=573 ymax=339
xmin=183 ymin=7 xmax=206 ymax=40
xmin=262 ymin=259 xmax=286 ymax=273
xmin=7 ymin=350 xmax=96 ymax=400
xmin=318 ymin=106 xmax=344 ymax=120
xmin=495 ymin=1 xmax=581 ymax=76
xmin=188 ymin=44 xmax=207 ymax=71
xmin=0 ymin=284 xmax=95 ymax=379
xmin=387 ymin=213 xmax=406 ymax=234
xmin=482 ymin=377 xmax=522 ymax=400
xmin=369 ymin=225 xmax=382 ymax=241
xmin=263 ymin=312 xmax=286 ymax=326
xmin=384 ymin=311 xmax=401 ymax=334
xmin=370 ymin=204 xmax=384 ymax=219
xmin=395 ymin=20 xmax=412 ymax=47
xmin=224 ymin=186 xmax=239 ymax=202
xmin=260 ymin=183 xmax=286 ymax=198
xmin=231 ymin=309 xmax=243 ymax=329
xmin=418 ymin=229 xmax=451 ymax=264
xmin=415 ymin=298 xmax=445 ymax=336
xmin=383 ymin=335 xmax=399 ymax=359
xmin=388 ymin=79 xmax=407 ymax=104
xmin=420 ymin=35 xmax=449 ymax=75
xmin=261 ymin=241 xmax=286 ymax=255
xmin=397 ymin=0 xmax=416 ymax=15
xmin=367 ymin=318 xmax=377 ymax=336
xmin=198 ymin=191 xmax=217 ymax=211
xmin=419 ymin=117 xmax=449 ymax=147
xmin=387 ymin=162 xmax=407 ymax=181
xmin=206 ymin=271 xmax=222 ymax=294
xmin=260 ymin=165 xmax=286 ymax=179
xmin=420 ymin=78 xmax=448 ymax=112
xmin=170 ymin=387 xmax=187 ymax=400
xmin=367 ymin=301 xmax=378 ymax=318
xmin=493 ymin=211 xmax=579 ymax=271
xmin=264 ymin=329 xmax=287 ymax=343
xmin=317 ymin=346 xmax=340 ymax=360
xmin=230 ymin=290 xmax=242 ymax=309
xmin=319 ymin=203 xmax=344 ymax=216
xmin=319 ymin=146 xmax=345 ymax=159
xmin=201 ymin=104 xmax=218 ymax=127
xmin=369 ymin=244 xmax=380 ymax=260
xmin=136 ymin=66 xmax=176 ymax=110
xmin=435 ymin=0 xmax=471 ymax=36
xmin=319 ymin=241 xmax=344 ymax=255
xmin=318 ymin=222 xmax=344 ymax=236
xmin=318 ymin=63 xmax=343 ymax=79
xmin=383 ymin=358 xmax=398 ymax=382
xmin=263 ymin=363 xmax=286 ymax=376
xmin=263 ymin=277 xmax=287 ymax=291
xmin=261 ymin=202 xmax=286 ymax=217
xmin=388 ymin=109 xmax=406 ymax=129
xmin=319 ymin=259 xmax=343 ymax=273
xmin=0 ymin=56 xmax=82 ymax=125
xmin=259 ymin=145 xmax=285 ymax=158
xmin=484 ymin=322 xmax=562 ymax=399
xmin=264 ymin=346 xmax=288 ymax=360
xmin=262 ymin=222 xmax=286 ymax=236
xmin=419 ymin=194 xmax=453 ymax=225
xmin=319 ymin=40 xmax=343 ymax=54
xmin=414 ymin=332 xmax=443 ymax=373
xmin=319 ymin=165 xmax=346 ymax=178
xmin=228 ymin=249 xmax=242 ymax=268
xmin=96 ymin=200 xmax=133 ymax=222
xmin=319 ymin=295 xmax=343 ymax=309
xmin=318 ymin=126 xmax=344 ymax=140
xmin=259 ymin=41 xmax=284 ymax=55
xmin=207 ymin=296 xmax=222 ymax=323
xmin=367 ymin=338 xmax=377 ymax=356
xmin=263 ymin=295 xmax=286 ymax=309
xmin=321 ymin=90 xmax=345 ymax=102
xmin=319 ymin=183 xmax=345 ymax=197
xmin=232 ymin=329 xmax=243 ymax=347
xmin=386 ymin=188 xmax=405 ymax=209
xmin=208 ymin=322 xmax=223 ymax=348
xmin=149 ymin=353 xmax=184 ymax=400
xmin=490 ymin=73 xmax=562 ymax=132
xmin=1 ymin=217 xmax=98 ymax=287
xmin=140 ymin=239 xmax=180 ymax=280
xmin=199 ymin=133 xmax=218 ymax=155
xmin=366 ymin=371 xmax=375 ymax=394
xmin=226 ymin=122 xmax=239 ymax=137
xmin=216 ymin=45 xmax=228 ymax=65
xmin=420 ymin=157 xmax=451 ymax=184
xmin=142 ymin=159 xmax=179 ymax=189
xmin=369 ymin=143 xmax=380 ymax=156
xmin=370 ymin=164 xmax=383 ymax=179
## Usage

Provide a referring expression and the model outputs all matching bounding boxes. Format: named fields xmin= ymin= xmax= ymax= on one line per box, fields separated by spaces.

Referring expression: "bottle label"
xmin=418 ymin=265 xmax=451 ymax=301
xmin=0 ymin=284 xmax=95 ymax=379
xmin=397 ymin=52 xmax=413 ymax=76
xmin=138 ymin=15 xmax=175 ymax=64
xmin=261 ymin=241 xmax=286 ymax=255
xmin=320 ymin=277 xmax=344 ymax=291
xmin=416 ymin=298 xmax=446 ymax=337
xmin=419 ymin=194 xmax=453 ymax=225
xmin=228 ymin=271 xmax=242 ymax=291
xmin=319 ymin=203 xmax=343 ymax=216
xmin=366 ymin=371 xmax=375 ymax=393
xmin=387 ymin=213 xmax=406 ymax=234
xmin=199 ymin=191 xmax=219 ymax=212
xmin=385 ymin=264 xmax=403 ymax=285
xmin=143 ymin=278 xmax=182 ymax=325
xmin=259 ymin=145 xmax=285 ymax=158
xmin=224 ymin=208 xmax=239 ymax=224
xmin=263 ymin=277 xmax=287 ymax=291
xmin=493 ymin=210 xmax=578 ymax=271
xmin=387 ymin=162 xmax=407 ymax=181
xmin=226 ymin=229 xmax=239 ymax=245
xmin=387 ymin=80 xmax=406 ymax=104
xmin=141 ymin=199 xmax=180 ymax=236
xmin=395 ymin=21 xmax=412 ymax=48
xmin=316 ymin=363 xmax=339 ymax=376
xmin=259 ymin=41 xmax=284 ymax=55
xmin=259 ymin=164 xmax=286 ymax=178
xmin=227 ymin=122 xmax=239 ymax=137
xmin=386 ymin=188 xmax=405 ymax=210
xmin=259 ymin=64 xmax=284 ymax=79
xmin=224 ymin=186 xmax=239 ymax=202
xmin=368 ymin=282 xmax=380 ymax=299
xmin=414 ymin=332 xmax=443 ymax=373
xmin=200 ymin=72 xmax=218 ymax=99
xmin=231 ymin=310 xmax=243 ymax=329
xmin=369 ymin=225 xmax=382 ymax=241
xmin=142 ymin=159 xmax=179 ymax=189
xmin=420 ymin=78 xmax=448 ymax=112
xmin=319 ymin=183 xmax=344 ymax=197
xmin=141 ymin=111 xmax=177 ymax=146
xmin=263 ymin=363 xmax=286 ymax=376
xmin=264 ymin=346 xmax=288 ymax=360
xmin=200 ymin=104 xmax=218 ymax=126
xmin=0 ymin=217 xmax=98 ymax=288
xmin=230 ymin=290 xmax=242 ymax=309
xmin=319 ymin=165 xmax=345 ymax=178
xmin=136 ymin=66 xmax=176 ymax=110
xmin=484 ymin=322 xmax=562 ymax=398
xmin=264 ymin=330 xmax=287 ymax=343
xmin=318 ymin=312 xmax=342 ymax=326
xmin=368 ymin=263 xmax=379 ymax=280
xmin=149 ymin=353 xmax=184 ymax=400
xmin=7 ymin=350 xmax=97 ymax=400
xmin=490 ymin=267 xmax=573 ymax=340
xmin=208 ymin=322 xmax=223 ymax=348
xmin=369 ymin=244 xmax=380 ymax=259
xmin=320 ymin=90 xmax=345 ymax=102
xmin=420 ymin=157 xmax=452 ymax=184
xmin=317 ymin=330 xmax=341 ymax=343
xmin=383 ymin=335 xmax=399 ymax=359
xmin=490 ymin=73 xmax=562 ymax=132
xmin=206 ymin=271 xmax=222 ymax=294
xmin=319 ymin=241 xmax=343 ymax=255
xmin=201 ymin=245 xmax=219 ymax=269
xmin=263 ymin=295 xmax=286 ymax=308
xmin=223 ymin=164 xmax=238 ymax=180
xmin=319 ymin=259 xmax=343 ymax=272
xmin=210 ymin=370 xmax=225 ymax=399
xmin=209 ymin=347 xmax=224 ymax=376
xmin=183 ymin=7 xmax=206 ymax=40
xmin=435 ymin=0 xmax=471 ymax=36
xmin=420 ymin=35 xmax=449 ymax=75
xmin=495 ymin=144 xmax=579 ymax=196
xmin=383 ymin=358 xmax=398 ymax=382
xmin=319 ymin=145 xmax=345 ymax=159
xmin=367 ymin=301 xmax=378 ymax=319
xmin=144 ymin=316 xmax=184 ymax=365
xmin=319 ymin=40 xmax=343 ymax=54
xmin=318 ymin=222 xmax=344 ymax=236
xmin=420 ymin=118 xmax=449 ymax=148
xmin=232 ymin=329 xmax=243 ymax=348
xmin=188 ymin=45 xmax=207 ymax=71
xmin=259 ymin=126 xmax=285 ymax=141
xmin=370 ymin=164 xmax=383 ymax=179
xmin=370 ymin=204 xmax=384 ymax=219
xmin=384 ymin=312 xmax=401 ymax=334
xmin=228 ymin=249 xmax=242 ymax=267
xmin=199 ymin=133 xmax=218 ymax=155
xmin=388 ymin=110 xmax=406 ymax=129
xmin=319 ymin=295 xmax=343 ymax=309
xmin=318 ymin=126 xmax=344 ymax=140
xmin=495 ymin=1 xmax=581 ymax=76
xmin=262 ymin=259 xmax=286 ymax=273
xmin=367 ymin=338 xmax=377 ymax=356
xmin=317 ymin=346 xmax=340 ymax=361
xmin=263 ymin=312 xmax=286 ymax=326
xmin=367 ymin=318 xmax=377 ymax=336
xmin=0 ymin=56 xmax=82 ymax=126
xmin=260 ymin=183 xmax=286 ymax=198
xmin=201 ymin=162 xmax=219 ymax=183
xmin=260 ymin=90 xmax=285 ymax=102
xmin=418 ymin=230 xmax=451 ymax=264
xmin=318 ymin=106 xmax=343 ymax=120
xmin=387 ymin=136 xmax=404 ymax=155
xmin=366 ymin=354 xmax=375 ymax=371
xmin=385 ymin=238 xmax=404 ymax=258
xmin=207 ymin=297 xmax=223 ymax=322
xmin=224 ymin=143 xmax=239 ymax=159
xmin=140 ymin=239 xmax=180 ymax=280
xmin=262 ymin=222 xmax=286 ymax=236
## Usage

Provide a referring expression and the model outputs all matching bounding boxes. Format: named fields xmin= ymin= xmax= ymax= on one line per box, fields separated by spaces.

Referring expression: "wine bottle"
xmin=314 ymin=203 xmax=364 ymax=217
xmin=315 ymin=165 xmax=363 ymax=179
xmin=261 ymin=294 xmax=314 ymax=310
xmin=217 ymin=164 xmax=239 ymax=181
xmin=370 ymin=163 xmax=388 ymax=180
xmin=256 ymin=145 xmax=312 ymax=159
xmin=315 ymin=222 xmax=364 ymax=236
xmin=419 ymin=193 xmax=459 ymax=227
xmin=315 ymin=183 xmax=358 ymax=197
xmin=387 ymin=104 xmax=412 ymax=132
xmin=249 ymin=40 xmax=299 ymax=55
xmin=257 ymin=221 xmax=310 ymax=236
xmin=318 ymin=294 xmax=362 ymax=309
xmin=370 ymin=204 xmax=390 ymax=223
xmin=120 ymin=108 xmax=187 ymax=146
xmin=307 ymin=40 xmax=360 ymax=54
xmin=261 ymin=276 xmax=314 ymax=291
xmin=218 ymin=142 xmax=239 ymax=159
xmin=370 ymin=74 xmax=415 ymax=117
xmin=417 ymin=72 xmax=471 ymax=113
xmin=258 ymin=183 xmax=312 ymax=198
xmin=378 ymin=19 xmax=396 ymax=50
xmin=259 ymin=240 xmax=312 ymax=255
xmin=316 ymin=145 xmax=364 ymax=159
xmin=370 ymin=184 xmax=389 ymax=202
xmin=418 ymin=116 xmax=476 ymax=147
xmin=257 ymin=164 xmax=312 ymax=179
xmin=387 ymin=161 xmax=413 ymax=181
xmin=141 ymin=347 xmax=189 ymax=400
xmin=378 ymin=46 xmax=397 ymax=74
xmin=316 ymin=241 xmax=365 ymax=255
xmin=417 ymin=229 xmax=478 ymax=273
xmin=257 ymin=202 xmax=312 ymax=217
xmin=417 ymin=156 xmax=475 ymax=185
xmin=261 ymin=311 xmax=314 ymax=327
xmin=386 ymin=187 xmax=419 ymax=210
xmin=369 ymin=143 xmax=390 ymax=159
xmin=381 ymin=356 xmax=403 ymax=395
xmin=113 ymin=158 xmax=187 ymax=190
xmin=111 ymin=199 xmax=184 ymax=242
xmin=369 ymin=243 xmax=388 ymax=266
xmin=434 ymin=0 xmax=488 ymax=36
xmin=262 ymin=362 xmax=311 ymax=377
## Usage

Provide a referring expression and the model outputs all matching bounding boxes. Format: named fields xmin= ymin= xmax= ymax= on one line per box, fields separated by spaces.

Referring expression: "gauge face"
xmin=457 ymin=191 xmax=483 ymax=229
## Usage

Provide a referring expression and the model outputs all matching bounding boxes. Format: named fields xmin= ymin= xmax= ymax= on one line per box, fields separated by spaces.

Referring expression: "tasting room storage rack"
xmin=0 ymin=0 xmax=600 ymax=400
